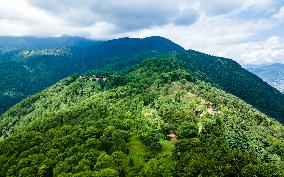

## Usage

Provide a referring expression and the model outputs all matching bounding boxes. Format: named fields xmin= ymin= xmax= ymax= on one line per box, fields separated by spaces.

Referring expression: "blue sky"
xmin=0 ymin=0 xmax=284 ymax=65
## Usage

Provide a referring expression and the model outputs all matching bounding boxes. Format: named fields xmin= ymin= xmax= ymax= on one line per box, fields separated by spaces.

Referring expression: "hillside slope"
xmin=0 ymin=37 xmax=283 ymax=123
xmin=0 ymin=36 xmax=183 ymax=114
xmin=177 ymin=51 xmax=284 ymax=123
xmin=0 ymin=55 xmax=284 ymax=176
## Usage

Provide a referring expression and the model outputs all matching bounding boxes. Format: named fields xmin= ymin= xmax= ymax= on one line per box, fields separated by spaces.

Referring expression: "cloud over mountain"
xmin=0 ymin=0 xmax=283 ymax=64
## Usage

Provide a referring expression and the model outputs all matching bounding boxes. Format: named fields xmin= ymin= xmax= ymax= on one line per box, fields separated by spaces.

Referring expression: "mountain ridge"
xmin=177 ymin=50 xmax=284 ymax=122
xmin=0 ymin=35 xmax=99 ymax=51
xmin=0 ymin=36 xmax=283 ymax=123
xmin=1 ymin=55 xmax=283 ymax=176
xmin=0 ymin=36 xmax=183 ymax=114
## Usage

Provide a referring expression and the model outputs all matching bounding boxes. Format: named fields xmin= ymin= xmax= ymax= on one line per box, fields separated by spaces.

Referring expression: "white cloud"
xmin=0 ymin=0 xmax=284 ymax=64
xmin=199 ymin=0 xmax=243 ymax=15
xmin=273 ymin=6 xmax=284 ymax=20
xmin=25 ymin=0 xmax=198 ymax=31
xmin=239 ymin=36 xmax=284 ymax=65
xmin=174 ymin=7 xmax=200 ymax=26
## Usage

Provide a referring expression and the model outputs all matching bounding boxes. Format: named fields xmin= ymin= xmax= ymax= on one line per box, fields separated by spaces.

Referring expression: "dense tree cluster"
xmin=0 ymin=37 xmax=183 ymax=114
xmin=177 ymin=51 xmax=284 ymax=122
xmin=1 ymin=56 xmax=284 ymax=176
xmin=1 ymin=37 xmax=283 ymax=125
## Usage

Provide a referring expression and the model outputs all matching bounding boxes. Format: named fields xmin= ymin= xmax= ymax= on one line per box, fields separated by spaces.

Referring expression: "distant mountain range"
xmin=246 ymin=63 xmax=284 ymax=93
xmin=0 ymin=36 xmax=183 ymax=114
xmin=0 ymin=36 xmax=283 ymax=122
xmin=0 ymin=35 xmax=99 ymax=51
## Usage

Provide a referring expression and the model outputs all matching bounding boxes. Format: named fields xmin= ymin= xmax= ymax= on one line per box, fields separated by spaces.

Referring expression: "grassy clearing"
xmin=127 ymin=135 xmax=147 ymax=168
xmin=159 ymin=139 xmax=175 ymax=157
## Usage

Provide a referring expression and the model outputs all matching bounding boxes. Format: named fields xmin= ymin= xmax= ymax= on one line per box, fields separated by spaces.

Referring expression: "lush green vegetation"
xmin=1 ymin=54 xmax=284 ymax=176
xmin=0 ymin=36 xmax=183 ymax=114
xmin=177 ymin=51 xmax=284 ymax=122
xmin=1 ymin=37 xmax=283 ymax=124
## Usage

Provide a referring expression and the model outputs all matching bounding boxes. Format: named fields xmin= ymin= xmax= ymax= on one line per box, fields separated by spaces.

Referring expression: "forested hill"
xmin=0 ymin=36 xmax=184 ymax=114
xmin=0 ymin=36 xmax=283 ymax=122
xmin=177 ymin=51 xmax=284 ymax=123
xmin=1 ymin=55 xmax=284 ymax=176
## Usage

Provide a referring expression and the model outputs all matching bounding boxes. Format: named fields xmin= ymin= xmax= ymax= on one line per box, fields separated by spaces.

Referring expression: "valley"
xmin=246 ymin=64 xmax=284 ymax=93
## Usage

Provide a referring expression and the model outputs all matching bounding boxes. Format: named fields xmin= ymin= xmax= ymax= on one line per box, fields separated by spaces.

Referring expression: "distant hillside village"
xmin=79 ymin=75 xmax=109 ymax=81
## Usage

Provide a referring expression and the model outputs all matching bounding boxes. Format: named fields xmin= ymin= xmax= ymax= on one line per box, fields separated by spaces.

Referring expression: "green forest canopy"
xmin=1 ymin=54 xmax=284 ymax=176
xmin=0 ymin=37 xmax=283 ymax=124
